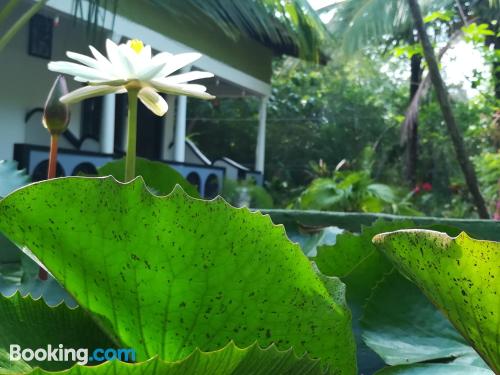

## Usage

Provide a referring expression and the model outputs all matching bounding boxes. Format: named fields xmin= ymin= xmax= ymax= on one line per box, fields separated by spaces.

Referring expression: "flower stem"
xmin=125 ymin=89 xmax=139 ymax=182
xmin=47 ymin=134 xmax=59 ymax=179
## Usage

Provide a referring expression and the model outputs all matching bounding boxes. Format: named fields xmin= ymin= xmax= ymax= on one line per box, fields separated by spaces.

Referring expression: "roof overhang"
xmin=45 ymin=0 xmax=272 ymax=97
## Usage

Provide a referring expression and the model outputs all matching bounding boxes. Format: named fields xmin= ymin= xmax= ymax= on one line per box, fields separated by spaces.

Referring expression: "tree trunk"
xmin=494 ymin=35 xmax=500 ymax=101
xmin=407 ymin=0 xmax=489 ymax=219
xmin=406 ymin=53 xmax=422 ymax=187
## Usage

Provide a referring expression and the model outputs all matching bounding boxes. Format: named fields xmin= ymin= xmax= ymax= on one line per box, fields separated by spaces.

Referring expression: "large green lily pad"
xmin=0 ymin=293 xmax=114 ymax=371
xmin=98 ymin=157 xmax=199 ymax=197
xmin=18 ymin=343 xmax=324 ymax=375
xmin=0 ymin=176 xmax=356 ymax=373
xmin=362 ymin=271 xmax=489 ymax=369
xmin=314 ymin=220 xmax=415 ymax=305
xmin=314 ymin=221 xmax=416 ymax=375
xmin=0 ymin=292 xmax=324 ymax=375
xmin=373 ymin=230 xmax=499 ymax=373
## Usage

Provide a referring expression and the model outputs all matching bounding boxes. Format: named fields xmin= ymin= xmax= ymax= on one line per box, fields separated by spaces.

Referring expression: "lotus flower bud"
xmin=43 ymin=75 xmax=70 ymax=135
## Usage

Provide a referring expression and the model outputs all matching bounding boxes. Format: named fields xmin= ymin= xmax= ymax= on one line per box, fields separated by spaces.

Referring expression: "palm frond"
xmin=151 ymin=0 xmax=328 ymax=63
xmin=71 ymin=0 xmax=117 ymax=40
xmin=330 ymin=0 xmax=451 ymax=54
xmin=72 ymin=0 xmax=328 ymax=63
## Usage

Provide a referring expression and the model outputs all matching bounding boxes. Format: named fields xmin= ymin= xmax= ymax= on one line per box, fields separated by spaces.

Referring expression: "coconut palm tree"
xmin=321 ymin=0 xmax=497 ymax=217
xmin=407 ymin=0 xmax=490 ymax=218
xmin=319 ymin=0 xmax=450 ymax=187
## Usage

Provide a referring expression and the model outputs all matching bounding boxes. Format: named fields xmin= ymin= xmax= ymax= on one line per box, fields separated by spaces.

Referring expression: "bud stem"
xmin=125 ymin=89 xmax=139 ymax=182
xmin=47 ymin=134 xmax=59 ymax=180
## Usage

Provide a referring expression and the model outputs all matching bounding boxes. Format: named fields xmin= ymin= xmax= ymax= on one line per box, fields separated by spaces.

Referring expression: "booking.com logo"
xmin=9 ymin=344 xmax=136 ymax=365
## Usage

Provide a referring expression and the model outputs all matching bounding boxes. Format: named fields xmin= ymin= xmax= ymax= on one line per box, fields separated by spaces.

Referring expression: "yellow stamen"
xmin=129 ymin=39 xmax=144 ymax=54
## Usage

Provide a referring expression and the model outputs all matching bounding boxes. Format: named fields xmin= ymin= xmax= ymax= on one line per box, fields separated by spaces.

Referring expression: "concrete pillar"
xmin=100 ymin=94 xmax=116 ymax=154
xmin=174 ymin=95 xmax=187 ymax=162
xmin=173 ymin=67 xmax=190 ymax=162
xmin=255 ymin=96 xmax=268 ymax=173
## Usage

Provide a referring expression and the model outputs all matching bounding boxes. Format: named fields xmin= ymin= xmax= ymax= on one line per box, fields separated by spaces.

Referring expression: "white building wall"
xmin=0 ymin=2 xmax=102 ymax=160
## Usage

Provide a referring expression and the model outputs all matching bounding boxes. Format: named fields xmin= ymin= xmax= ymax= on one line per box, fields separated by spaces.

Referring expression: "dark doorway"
xmin=115 ymin=94 xmax=164 ymax=160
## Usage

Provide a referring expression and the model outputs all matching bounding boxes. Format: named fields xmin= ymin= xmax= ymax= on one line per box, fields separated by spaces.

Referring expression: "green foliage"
xmin=0 ymin=176 xmax=356 ymax=373
xmin=328 ymin=0 xmax=447 ymax=54
xmin=392 ymin=43 xmax=423 ymax=59
xmin=373 ymin=230 xmax=500 ymax=373
xmin=474 ymin=152 xmax=500 ymax=212
xmin=423 ymin=10 xmax=453 ymax=23
xmin=98 ymin=157 xmax=199 ymax=197
xmin=295 ymin=170 xmax=418 ymax=215
xmin=221 ymin=179 xmax=274 ymax=208
xmin=188 ymin=56 xmax=404 ymax=207
xmin=462 ymin=23 xmax=496 ymax=44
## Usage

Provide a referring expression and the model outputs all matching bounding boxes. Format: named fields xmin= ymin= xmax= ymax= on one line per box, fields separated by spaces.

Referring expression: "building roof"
xmin=154 ymin=0 xmax=329 ymax=63
xmin=75 ymin=0 xmax=329 ymax=64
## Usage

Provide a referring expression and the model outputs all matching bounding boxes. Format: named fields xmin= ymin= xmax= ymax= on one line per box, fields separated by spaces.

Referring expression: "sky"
xmin=306 ymin=0 xmax=488 ymax=98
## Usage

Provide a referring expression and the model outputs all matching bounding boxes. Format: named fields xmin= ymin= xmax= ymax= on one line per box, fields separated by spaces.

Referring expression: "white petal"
xmin=66 ymin=51 xmax=100 ymax=69
xmin=151 ymin=79 xmax=215 ymax=100
xmin=137 ymin=60 xmax=167 ymax=81
xmin=106 ymin=39 xmax=128 ymax=76
xmin=138 ymin=87 xmax=168 ymax=116
xmin=118 ymin=43 xmax=140 ymax=76
xmin=158 ymin=52 xmax=201 ymax=77
xmin=162 ymin=71 xmax=214 ymax=84
xmin=139 ymin=45 xmax=152 ymax=62
xmin=60 ymin=85 xmax=122 ymax=104
xmin=150 ymin=51 xmax=173 ymax=65
xmin=48 ymin=61 xmax=111 ymax=81
xmin=71 ymin=51 xmax=115 ymax=77
xmin=89 ymin=45 xmax=111 ymax=65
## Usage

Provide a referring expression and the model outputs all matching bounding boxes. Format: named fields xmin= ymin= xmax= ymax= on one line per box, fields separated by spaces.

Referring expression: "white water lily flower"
xmin=48 ymin=39 xmax=215 ymax=116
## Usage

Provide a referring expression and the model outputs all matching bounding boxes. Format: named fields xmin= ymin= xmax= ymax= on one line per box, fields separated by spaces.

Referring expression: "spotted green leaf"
xmin=0 ymin=294 xmax=324 ymax=375
xmin=19 ymin=343 xmax=324 ymax=375
xmin=0 ymin=176 xmax=356 ymax=374
xmin=315 ymin=220 xmax=415 ymax=305
xmin=0 ymin=293 xmax=114 ymax=371
xmin=373 ymin=230 xmax=499 ymax=373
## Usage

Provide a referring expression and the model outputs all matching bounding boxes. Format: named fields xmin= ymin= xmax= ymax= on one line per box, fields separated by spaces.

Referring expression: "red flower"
xmin=413 ymin=185 xmax=421 ymax=194
xmin=422 ymin=182 xmax=432 ymax=192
